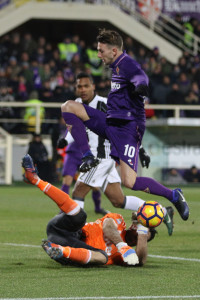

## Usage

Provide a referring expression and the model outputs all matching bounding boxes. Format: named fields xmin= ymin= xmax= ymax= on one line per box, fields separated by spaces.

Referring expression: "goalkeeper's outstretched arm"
xmin=135 ymin=224 xmax=149 ymax=266
xmin=103 ymin=218 xmax=139 ymax=266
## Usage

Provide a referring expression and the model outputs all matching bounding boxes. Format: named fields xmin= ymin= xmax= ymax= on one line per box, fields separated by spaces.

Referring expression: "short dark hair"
xmin=76 ymin=72 xmax=94 ymax=83
xmin=97 ymin=28 xmax=123 ymax=49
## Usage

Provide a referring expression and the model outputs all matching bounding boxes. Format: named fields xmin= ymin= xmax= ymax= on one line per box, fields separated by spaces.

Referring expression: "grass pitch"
xmin=0 ymin=183 xmax=200 ymax=299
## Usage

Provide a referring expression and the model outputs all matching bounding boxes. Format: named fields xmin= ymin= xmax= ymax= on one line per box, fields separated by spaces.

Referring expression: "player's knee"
xmin=108 ymin=195 xmax=124 ymax=208
xmin=111 ymin=200 xmax=124 ymax=208
xmin=122 ymin=177 xmax=136 ymax=189
xmin=61 ymin=100 xmax=75 ymax=113
xmin=68 ymin=208 xmax=87 ymax=231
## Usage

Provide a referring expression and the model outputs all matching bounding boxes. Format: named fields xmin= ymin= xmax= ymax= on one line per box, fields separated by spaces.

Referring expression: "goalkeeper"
xmin=22 ymin=154 xmax=156 ymax=267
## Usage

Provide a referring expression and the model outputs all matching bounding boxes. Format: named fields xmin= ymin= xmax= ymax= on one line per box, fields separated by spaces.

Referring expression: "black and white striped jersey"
xmin=75 ymin=95 xmax=111 ymax=159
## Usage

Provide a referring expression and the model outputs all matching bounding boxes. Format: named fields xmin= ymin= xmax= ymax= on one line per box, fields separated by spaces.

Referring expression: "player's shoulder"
xmin=89 ymin=95 xmax=107 ymax=112
xmin=91 ymin=95 xmax=107 ymax=105
xmin=123 ymin=54 xmax=140 ymax=68
xmin=96 ymin=95 xmax=107 ymax=103
xmin=104 ymin=213 xmax=125 ymax=224
xmin=117 ymin=52 xmax=139 ymax=68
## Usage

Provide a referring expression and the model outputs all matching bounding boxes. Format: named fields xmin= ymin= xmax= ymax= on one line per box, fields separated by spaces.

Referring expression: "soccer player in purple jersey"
xmin=61 ymin=29 xmax=189 ymax=222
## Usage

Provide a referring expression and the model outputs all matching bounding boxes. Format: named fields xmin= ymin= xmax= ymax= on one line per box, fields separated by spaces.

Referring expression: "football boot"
xmin=172 ymin=189 xmax=189 ymax=221
xmin=163 ymin=206 xmax=174 ymax=236
xmin=22 ymin=154 xmax=40 ymax=185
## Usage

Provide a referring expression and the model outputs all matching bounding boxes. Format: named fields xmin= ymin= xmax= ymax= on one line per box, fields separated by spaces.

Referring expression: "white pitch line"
xmin=1 ymin=242 xmax=200 ymax=262
xmin=148 ymin=254 xmax=200 ymax=262
xmin=0 ymin=296 xmax=200 ymax=300
xmin=1 ymin=242 xmax=40 ymax=248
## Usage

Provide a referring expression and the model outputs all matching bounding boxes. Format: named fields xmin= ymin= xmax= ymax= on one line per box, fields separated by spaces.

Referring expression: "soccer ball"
xmin=137 ymin=201 xmax=164 ymax=228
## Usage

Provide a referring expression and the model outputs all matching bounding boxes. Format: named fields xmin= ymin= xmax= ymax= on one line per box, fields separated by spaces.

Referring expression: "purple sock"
xmin=62 ymin=112 xmax=91 ymax=155
xmin=92 ymin=190 xmax=101 ymax=211
xmin=61 ymin=184 xmax=70 ymax=195
xmin=133 ymin=177 xmax=173 ymax=201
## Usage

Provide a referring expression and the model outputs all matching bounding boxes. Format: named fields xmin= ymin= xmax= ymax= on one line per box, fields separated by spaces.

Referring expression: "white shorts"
xmin=77 ymin=159 xmax=121 ymax=192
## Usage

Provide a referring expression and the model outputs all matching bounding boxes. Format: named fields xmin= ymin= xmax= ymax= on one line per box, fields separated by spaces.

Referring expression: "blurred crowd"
xmin=164 ymin=166 xmax=200 ymax=185
xmin=163 ymin=13 xmax=200 ymax=50
xmin=1 ymin=20 xmax=200 ymax=134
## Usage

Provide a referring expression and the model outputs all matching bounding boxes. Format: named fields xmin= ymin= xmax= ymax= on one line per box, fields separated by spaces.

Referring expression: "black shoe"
xmin=79 ymin=155 xmax=99 ymax=172
xmin=95 ymin=208 xmax=110 ymax=216
xmin=163 ymin=206 xmax=174 ymax=236
xmin=172 ymin=189 xmax=189 ymax=221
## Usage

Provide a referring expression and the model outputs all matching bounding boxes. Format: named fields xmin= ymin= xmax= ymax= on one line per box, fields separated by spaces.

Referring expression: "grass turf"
xmin=0 ymin=183 xmax=200 ymax=298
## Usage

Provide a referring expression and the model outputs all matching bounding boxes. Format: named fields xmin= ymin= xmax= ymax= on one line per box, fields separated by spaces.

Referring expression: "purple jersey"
xmin=84 ymin=105 xmax=145 ymax=171
xmin=107 ymin=51 xmax=149 ymax=123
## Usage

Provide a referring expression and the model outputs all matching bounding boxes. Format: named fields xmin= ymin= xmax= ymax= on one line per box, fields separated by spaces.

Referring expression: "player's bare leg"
xmin=71 ymin=180 xmax=91 ymax=209
xmin=72 ymin=181 xmax=109 ymax=215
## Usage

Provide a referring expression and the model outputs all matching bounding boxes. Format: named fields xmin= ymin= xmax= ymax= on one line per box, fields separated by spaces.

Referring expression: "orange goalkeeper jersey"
xmin=81 ymin=213 xmax=127 ymax=265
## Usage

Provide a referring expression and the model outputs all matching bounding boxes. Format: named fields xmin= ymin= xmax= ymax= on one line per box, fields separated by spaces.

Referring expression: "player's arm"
xmin=139 ymin=145 xmax=150 ymax=168
xmin=103 ymin=218 xmax=122 ymax=244
xmin=135 ymin=224 xmax=149 ymax=266
xmin=126 ymin=62 xmax=149 ymax=99
xmin=103 ymin=218 xmax=139 ymax=265
xmin=132 ymin=65 xmax=149 ymax=98
xmin=57 ymin=131 xmax=74 ymax=148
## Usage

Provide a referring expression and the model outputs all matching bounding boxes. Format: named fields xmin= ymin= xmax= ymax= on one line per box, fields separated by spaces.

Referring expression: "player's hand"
xmin=120 ymin=246 xmax=139 ymax=266
xmin=131 ymin=84 xmax=149 ymax=101
xmin=139 ymin=146 xmax=150 ymax=168
xmin=57 ymin=138 xmax=67 ymax=149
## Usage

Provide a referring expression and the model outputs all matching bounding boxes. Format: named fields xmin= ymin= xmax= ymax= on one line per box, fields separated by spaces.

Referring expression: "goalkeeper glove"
xmin=139 ymin=146 xmax=150 ymax=168
xmin=57 ymin=138 xmax=68 ymax=149
xmin=117 ymin=242 xmax=139 ymax=266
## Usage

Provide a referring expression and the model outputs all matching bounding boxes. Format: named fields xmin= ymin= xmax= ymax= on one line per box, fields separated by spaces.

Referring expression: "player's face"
xmin=76 ymin=77 xmax=95 ymax=104
xmin=97 ymin=42 xmax=117 ymax=65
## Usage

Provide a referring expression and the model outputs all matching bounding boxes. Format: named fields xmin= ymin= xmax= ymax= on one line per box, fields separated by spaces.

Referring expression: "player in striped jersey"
xmin=59 ymin=134 xmax=109 ymax=216
xmin=59 ymin=88 xmax=111 ymax=216
xmin=59 ymin=72 xmax=174 ymax=236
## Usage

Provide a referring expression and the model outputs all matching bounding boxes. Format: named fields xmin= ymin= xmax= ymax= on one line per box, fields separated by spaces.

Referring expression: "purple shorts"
xmin=83 ymin=104 xmax=145 ymax=172
xmin=62 ymin=150 xmax=82 ymax=177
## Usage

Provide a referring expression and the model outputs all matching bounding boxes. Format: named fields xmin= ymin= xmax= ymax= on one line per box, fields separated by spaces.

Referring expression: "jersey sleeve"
xmin=102 ymin=213 xmax=126 ymax=232
xmin=124 ymin=59 xmax=149 ymax=88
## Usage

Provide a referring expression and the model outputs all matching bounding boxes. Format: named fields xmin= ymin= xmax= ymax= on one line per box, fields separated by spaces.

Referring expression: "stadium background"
xmin=1 ymin=0 xmax=200 ymax=184
xmin=0 ymin=1 xmax=200 ymax=299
